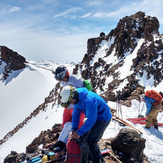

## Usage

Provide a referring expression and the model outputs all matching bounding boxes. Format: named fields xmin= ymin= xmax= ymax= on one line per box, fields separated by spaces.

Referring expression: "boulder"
xmin=111 ymin=128 xmax=146 ymax=163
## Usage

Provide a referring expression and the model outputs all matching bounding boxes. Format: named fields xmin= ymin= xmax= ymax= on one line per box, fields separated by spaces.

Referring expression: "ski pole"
xmin=119 ymin=100 xmax=123 ymax=119
xmin=108 ymin=150 xmax=122 ymax=163
xmin=112 ymin=114 xmax=143 ymax=134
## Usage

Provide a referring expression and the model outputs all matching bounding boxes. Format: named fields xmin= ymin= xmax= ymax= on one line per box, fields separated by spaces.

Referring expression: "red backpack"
xmin=65 ymin=138 xmax=81 ymax=163
xmin=145 ymin=90 xmax=162 ymax=105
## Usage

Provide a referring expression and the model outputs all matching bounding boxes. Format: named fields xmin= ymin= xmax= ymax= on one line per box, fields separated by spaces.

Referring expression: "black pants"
xmin=78 ymin=120 xmax=111 ymax=163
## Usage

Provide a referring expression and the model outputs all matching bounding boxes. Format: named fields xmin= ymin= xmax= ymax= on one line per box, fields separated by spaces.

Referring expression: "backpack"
xmin=84 ymin=80 xmax=92 ymax=91
xmin=145 ymin=90 xmax=162 ymax=106
xmin=65 ymin=138 xmax=81 ymax=163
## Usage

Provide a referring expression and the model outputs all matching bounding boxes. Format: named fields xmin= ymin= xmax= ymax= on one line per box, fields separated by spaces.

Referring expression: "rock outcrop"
xmin=0 ymin=46 xmax=26 ymax=70
xmin=111 ymin=128 xmax=146 ymax=163
xmin=0 ymin=46 xmax=26 ymax=80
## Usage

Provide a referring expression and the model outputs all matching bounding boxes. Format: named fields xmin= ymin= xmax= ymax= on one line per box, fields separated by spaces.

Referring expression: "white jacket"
xmin=61 ymin=74 xmax=84 ymax=88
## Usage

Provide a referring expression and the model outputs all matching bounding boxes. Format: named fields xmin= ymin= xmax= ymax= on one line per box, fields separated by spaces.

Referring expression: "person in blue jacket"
xmin=141 ymin=93 xmax=162 ymax=129
xmin=60 ymin=85 xmax=112 ymax=163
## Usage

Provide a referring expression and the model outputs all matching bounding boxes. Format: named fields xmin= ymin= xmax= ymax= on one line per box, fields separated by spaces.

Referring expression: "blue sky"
xmin=0 ymin=0 xmax=163 ymax=63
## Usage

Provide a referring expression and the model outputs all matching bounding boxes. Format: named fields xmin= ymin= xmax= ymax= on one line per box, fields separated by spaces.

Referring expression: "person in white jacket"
xmin=54 ymin=65 xmax=92 ymax=91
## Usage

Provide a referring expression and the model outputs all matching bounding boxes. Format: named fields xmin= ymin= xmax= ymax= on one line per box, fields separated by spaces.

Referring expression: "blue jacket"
xmin=145 ymin=96 xmax=156 ymax=115
xmin=72 ymin=88 xmax=112 ymax=136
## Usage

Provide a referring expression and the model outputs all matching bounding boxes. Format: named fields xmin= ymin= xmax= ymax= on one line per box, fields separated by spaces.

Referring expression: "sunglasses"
xmin=55 ymin=75 xmax=62 ymax=81
xmin=55 ymin=71 xmax=66 ymax=81
xmin=61 ymin=101 xmax=70 ymax=108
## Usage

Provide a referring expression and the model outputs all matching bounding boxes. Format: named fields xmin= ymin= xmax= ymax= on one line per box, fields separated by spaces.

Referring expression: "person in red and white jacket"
xmin=44 ymin=107 xmax=85 ymax=151
xmin=62 ymin=108 xmax=84 ymax=129
xmin=44 ymin=66 xmax=89 ymax=151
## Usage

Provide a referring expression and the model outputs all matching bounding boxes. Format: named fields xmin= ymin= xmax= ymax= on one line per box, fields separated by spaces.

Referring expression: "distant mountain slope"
xmin=0 ymin=59 xmax=77 ymax=150
xmin=0 ymin=61 xmax=76 ymax=158
xmin=0 ymin=62 xmax=56 ymax=139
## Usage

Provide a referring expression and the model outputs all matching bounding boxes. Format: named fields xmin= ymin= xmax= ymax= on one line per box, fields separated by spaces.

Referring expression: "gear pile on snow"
xmin=4 ymin=120 xmax=151 ymax=163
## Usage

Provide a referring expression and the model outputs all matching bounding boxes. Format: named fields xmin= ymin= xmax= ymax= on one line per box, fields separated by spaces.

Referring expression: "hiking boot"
xmin=154 ymin=125 xmax=158 ymax=130
xmin=53 ymin=147 xmax=62 ymax=152
xmin=49 ymin=141 xmax=66 ymax=151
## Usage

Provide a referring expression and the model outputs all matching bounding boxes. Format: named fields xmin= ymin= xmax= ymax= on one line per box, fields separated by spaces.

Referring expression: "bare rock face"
xmin=111 ymin=128 xmax=146 ymax=163
xmin=1 ymin=46 xmax=26 ymax=70
xmin=26 ymin=124 xmax=61 ymax=153
xmin=3 ymin=151 xmax=18 ymax=163
xmin=3 ymin=124 xmax=62 ymax=163
xmin=84 ymin=11 xmax=159 ymax=63
xmin=0 ymin=46 xmax=26 ymax=80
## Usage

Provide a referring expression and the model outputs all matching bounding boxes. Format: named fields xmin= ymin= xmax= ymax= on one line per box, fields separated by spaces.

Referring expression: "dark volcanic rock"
xmin=1 ymin=46 xmax=26 ymax=70
xmin=111 ymin=128 xmax=146 ymax=163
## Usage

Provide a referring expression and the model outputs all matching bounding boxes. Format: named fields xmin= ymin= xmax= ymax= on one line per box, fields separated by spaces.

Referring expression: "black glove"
xmin=49 ymin=140 xmax=66 ymax=151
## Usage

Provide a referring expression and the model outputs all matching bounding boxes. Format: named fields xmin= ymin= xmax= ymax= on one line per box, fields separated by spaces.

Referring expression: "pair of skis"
xmin=127 ymin=117 xmax=163 ymax=126
xmin=112 ymin=114 xmax=143 ymax=134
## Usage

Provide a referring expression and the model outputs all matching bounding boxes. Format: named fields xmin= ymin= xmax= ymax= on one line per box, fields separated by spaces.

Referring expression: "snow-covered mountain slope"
xmin=76 ymin=12 xmax=163 ymax=104
xmin=0 ymin=61 xmax=78 ymax=161
xmin=0 ymin=62 xmax=56 ymax=138
xmin=0 ymin=11 xmax=163 ymax=163
xmin=0 ymin=60 xmax=163 ymax=163
xmin=85 ymin=37 xmax=163 ymax=94
xmin=1 ymin=90 xmax=163 ymax=163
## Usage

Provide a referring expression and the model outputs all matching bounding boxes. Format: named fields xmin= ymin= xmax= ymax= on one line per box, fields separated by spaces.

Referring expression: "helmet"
xmin=55 ymin=66 xmax=69 ymax=81
xmin=60 ymin=85 xmax=74 ymax=103
xmin=60 ymin=85 xmax=77 ymax=108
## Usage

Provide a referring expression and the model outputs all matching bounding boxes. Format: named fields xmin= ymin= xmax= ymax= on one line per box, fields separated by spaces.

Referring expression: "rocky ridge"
xmin=74 ymin=11 xmax=163 ymax=106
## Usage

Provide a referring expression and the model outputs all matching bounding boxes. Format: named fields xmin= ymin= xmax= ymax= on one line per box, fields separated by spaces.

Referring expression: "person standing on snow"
xmin=44 ymin=66 xmax=92 ymax=151
xmin=60 ymin=85 xmax=112 ymax=163
xmin=141 ymin=90 xmax=162 ymax=130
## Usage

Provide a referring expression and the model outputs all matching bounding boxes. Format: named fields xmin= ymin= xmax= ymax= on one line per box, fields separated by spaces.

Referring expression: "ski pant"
xmin=146 ymin=103 xmax=162 ymax=128
xmin=77 ymin=120 xmax=111 ymax=163
xmin=58 ymin=122 xmax=72 ymax=143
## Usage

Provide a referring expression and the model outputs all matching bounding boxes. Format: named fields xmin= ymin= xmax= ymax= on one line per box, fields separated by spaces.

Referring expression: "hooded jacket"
xmin=72 ymin=88 xmax=112 ymax=136
xmin=145 ymin=96 xmax=156 ymax=115
xmin=62 ymin=108 xmax=85 ymax=129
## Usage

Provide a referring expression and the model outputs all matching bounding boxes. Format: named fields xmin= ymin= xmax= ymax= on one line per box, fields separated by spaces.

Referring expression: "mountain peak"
xmin=77 ymin=11 xmax=163 ymax=104
xmin=0 ymin=46 xmax=26 ymax=80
